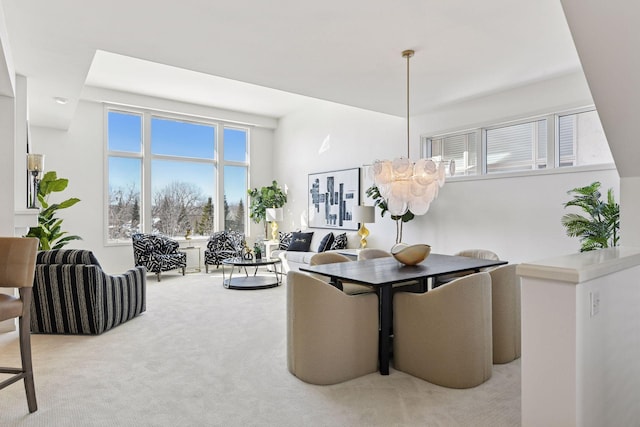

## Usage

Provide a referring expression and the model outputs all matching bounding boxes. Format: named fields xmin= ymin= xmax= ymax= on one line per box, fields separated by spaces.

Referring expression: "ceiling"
xmin=1 ymin=0 xmax=581 ymax=129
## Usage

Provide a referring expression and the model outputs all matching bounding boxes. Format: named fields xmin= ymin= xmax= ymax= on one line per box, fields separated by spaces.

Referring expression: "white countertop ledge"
xmin=516 ymin=246 xmax=640 ymax=284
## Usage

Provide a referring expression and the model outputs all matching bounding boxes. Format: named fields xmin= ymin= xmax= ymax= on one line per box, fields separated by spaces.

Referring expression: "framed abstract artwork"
xmin=308 ymin=167 xmax=360 ymax=230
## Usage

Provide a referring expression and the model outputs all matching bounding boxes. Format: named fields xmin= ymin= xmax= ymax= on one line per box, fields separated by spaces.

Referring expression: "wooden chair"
xmin=0 ymin=237 xmax=39 ymax=413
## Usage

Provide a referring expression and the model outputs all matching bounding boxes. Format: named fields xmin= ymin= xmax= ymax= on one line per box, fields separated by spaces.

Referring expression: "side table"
xmin=180 ymin=246 xmax=202 ymax=273
xmin=263 ymin=240 xmax=280 ymax=259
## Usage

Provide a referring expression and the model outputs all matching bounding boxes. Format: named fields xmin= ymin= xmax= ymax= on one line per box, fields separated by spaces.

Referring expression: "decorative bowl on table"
xmin=390 ymin=243 xmax=431 ymax=266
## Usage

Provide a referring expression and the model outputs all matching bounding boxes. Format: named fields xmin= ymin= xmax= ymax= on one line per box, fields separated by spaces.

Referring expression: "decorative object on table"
xmin=204 ymin=231 xmax=246 ymax=272
xmin=254 ymin=242 xmax=262 ymax=259
xmin=266 ymin=207 xmax=284 ymax=241
xmin=26 ymin=153 xmax=45 ymax=209
xmin=308 ymin=167 xmax=360 ymax=230
xmin=561 ymin=181 xmax=620 ymax=252
xmin=369 ymin=50 xmax=454 ymax=243
xmin=184 ymin=228 xmax=192 ymax=240
xmin=24 ymin=171 xmax=82 ymax=250
xmin=353 ymin=205 xmax=375 ymax=248
xmin=31 ymin=249 xmax=146 ymax=335
xmin=131 ymin=233 xmax=186 ymax=281
xmin=248 ymin=180 xmax=287 ymax=237
xmin=390 ymin=243 xmax=431 ymax=266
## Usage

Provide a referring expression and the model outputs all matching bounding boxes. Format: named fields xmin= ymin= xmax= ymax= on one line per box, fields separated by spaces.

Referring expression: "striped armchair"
xmin=204 ymin=231 xmax=246 ymax=272
xmin=131 ymin=233 xmax=186 ymax=281
xmin=31 ymin=249 xmax=146 ymax=335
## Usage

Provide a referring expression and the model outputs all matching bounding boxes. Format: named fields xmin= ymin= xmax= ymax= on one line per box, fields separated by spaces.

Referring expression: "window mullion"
xmin=142 ymin=114 xmax=152 ymax=234
xmin=216 ymin=124 xmax=224 ymax=232
xmin=548 ymin=114 xmax=556 ymax=168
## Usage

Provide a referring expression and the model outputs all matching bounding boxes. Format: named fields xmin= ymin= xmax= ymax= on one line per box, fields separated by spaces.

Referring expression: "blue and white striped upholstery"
xmin=131 ymin=233 xmax=186 ymax=281
xmin=31 ymin=249 xmax=146 ymax=335
xmin=204 ymin=231 xmax=245 ymax=272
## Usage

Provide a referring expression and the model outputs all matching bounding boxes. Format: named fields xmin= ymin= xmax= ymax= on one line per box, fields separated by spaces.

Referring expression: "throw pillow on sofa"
xmin=287 ymin=232 xmax=314 ymax=252
xmin=330 ymin=232 xmax=348 ymax=250
xmin=278 ymin=231 xmax=294 ymax=250
xmin=317 ymin=232 xmax=334 ymax=252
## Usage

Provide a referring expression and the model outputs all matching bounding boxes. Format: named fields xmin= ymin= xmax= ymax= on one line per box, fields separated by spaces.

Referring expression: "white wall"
xmin=273 ymin=101 xmax=404 ymax=237
xmin=29 ymin=96 xmax=277 ymax=273
xmin=274 ymin=72 xmax=619 ymax=263
xmin=519 ymin=251 xmax=640 ymax=426
xmin=0 ymin=94 xmax=15 ymax=236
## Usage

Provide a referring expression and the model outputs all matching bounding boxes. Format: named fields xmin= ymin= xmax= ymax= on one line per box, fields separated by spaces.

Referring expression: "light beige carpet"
xmin=0 ymin=270 xmax=521 ymax=426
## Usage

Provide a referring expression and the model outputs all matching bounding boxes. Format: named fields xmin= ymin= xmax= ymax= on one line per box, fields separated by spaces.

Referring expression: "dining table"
xmin=300 ymin=253 xmax=508 ymax=375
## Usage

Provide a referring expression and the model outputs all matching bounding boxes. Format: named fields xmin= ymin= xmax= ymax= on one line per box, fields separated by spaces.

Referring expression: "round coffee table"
xmin=221 ymin=257 xmax=282 ymax=290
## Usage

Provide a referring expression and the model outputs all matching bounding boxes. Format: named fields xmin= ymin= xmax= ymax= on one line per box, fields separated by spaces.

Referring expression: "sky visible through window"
xmin=108 ymin=112 xmax=247 ymax=205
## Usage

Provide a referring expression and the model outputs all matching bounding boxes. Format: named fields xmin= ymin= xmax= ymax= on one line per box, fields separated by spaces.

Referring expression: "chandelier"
xmin=373 ymin=50 xmax=454 ymax=217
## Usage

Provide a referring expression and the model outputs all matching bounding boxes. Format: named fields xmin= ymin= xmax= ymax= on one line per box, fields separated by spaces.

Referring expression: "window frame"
xmin=104 ymin=105 xmax=250 ymax=246
xmin=421 ymin=105 xmax=614 ymax=182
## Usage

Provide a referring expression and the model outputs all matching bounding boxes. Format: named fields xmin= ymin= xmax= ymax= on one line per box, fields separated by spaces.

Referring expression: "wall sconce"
xmin=27 ymin=154 xmax=45 ymax=209
xmin=353 ymin=205 xmax=375 ymax=248
xmin=265 ymin=208 xmax=283 ymax=242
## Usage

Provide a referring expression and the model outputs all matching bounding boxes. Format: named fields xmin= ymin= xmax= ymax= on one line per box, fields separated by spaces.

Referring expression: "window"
xmin=223 ymin=127 xmax=248 ymax=233
xmin=106 ymin=108 xmax=249 ymax=243
xmin=422 ymin=107 xmax=612 ymax=178
xmin=427 ymin=131 xmax=478 ymax=176
xmin=485 ymin=119 xmax=547 ymax=173
xmin=107 ymin=112 xmax=142 ymax=241
xmin=557 ymin=109 xmax=613 ymax=167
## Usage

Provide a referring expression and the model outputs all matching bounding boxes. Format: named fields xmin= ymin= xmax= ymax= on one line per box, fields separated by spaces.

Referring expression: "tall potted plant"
xmin=561 ymin=181 xmax=619 ymax=252
xmin=26 ymin=171 xmax=82 ymax=250
xmin=366 ymin=185 xmax=415 ymax=244
xmin=247 ymin=180 xmax=287 ymax=237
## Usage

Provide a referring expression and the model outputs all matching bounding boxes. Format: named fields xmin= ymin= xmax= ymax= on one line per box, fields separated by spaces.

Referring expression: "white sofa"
xmin=275 ymin=229 xmax=360 ymax=273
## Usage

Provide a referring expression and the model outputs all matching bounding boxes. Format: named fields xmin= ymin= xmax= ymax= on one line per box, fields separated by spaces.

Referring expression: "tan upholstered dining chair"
xmin=287 ymin=271 xmax=378 ymax=385
xmin=0 ymin=237 xmax=39 ymax=413
xmin=393 ymin=271 xmax=493 ymax=388
xmin=489 ymin=264 xmax=521 ymax=364
xmin=434 ymin=248 xmax=500 ymax=286
xmin=309 ymin=252 xmax=374 ymax=295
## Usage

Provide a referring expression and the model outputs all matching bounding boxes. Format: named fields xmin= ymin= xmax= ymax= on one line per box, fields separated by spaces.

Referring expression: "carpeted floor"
xmin=0 ymin=270 xmax=521 ymax=426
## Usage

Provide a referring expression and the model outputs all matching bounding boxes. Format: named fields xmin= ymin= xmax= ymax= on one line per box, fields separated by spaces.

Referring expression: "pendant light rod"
xmin=402 ymin=49 xmax=414 ymax=159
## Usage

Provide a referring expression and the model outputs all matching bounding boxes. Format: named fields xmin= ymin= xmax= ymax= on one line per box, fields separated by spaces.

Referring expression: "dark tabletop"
xmin=300 ymin=253 xmax=507 ymax=286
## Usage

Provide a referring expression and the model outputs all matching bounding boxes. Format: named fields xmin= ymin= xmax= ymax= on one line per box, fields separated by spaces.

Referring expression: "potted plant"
xmin=561 ymin=181 xmax=619 ymax=252
xmin=25 ymin=171 xmax=82 ymax=250
xmin=247 ymin=180 xmax=287 ymax=237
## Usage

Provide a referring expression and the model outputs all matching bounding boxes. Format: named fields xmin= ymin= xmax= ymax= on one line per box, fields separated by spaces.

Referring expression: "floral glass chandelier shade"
xmin=372 ymin=50 xmax=454 ymax=217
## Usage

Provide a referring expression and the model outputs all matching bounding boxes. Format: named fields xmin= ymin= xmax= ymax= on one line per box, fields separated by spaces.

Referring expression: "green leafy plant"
xmin=561 ymin=181 xmax=619 ymax=252
xmin=247 ymin=180 xmax=287 ymax=236
xmin=366 ymin=185 xmax=415 ymax=244
xmin=26 ymin=171 xmax=82 ymax=250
